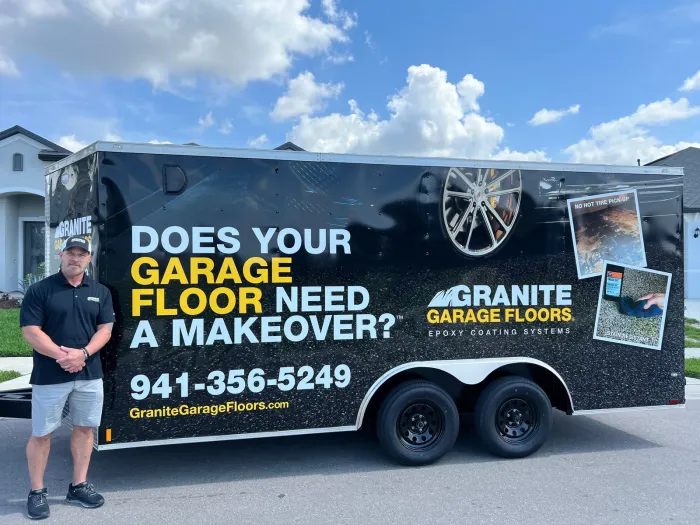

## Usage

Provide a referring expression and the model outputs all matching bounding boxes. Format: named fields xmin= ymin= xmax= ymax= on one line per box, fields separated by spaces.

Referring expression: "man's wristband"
xmin=81 ymin=347 xmax=89 ymax=360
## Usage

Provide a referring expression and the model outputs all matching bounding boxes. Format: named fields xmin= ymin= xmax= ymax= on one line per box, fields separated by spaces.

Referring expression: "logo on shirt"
xmin=87 ymin=297 xmax=100 ymax=302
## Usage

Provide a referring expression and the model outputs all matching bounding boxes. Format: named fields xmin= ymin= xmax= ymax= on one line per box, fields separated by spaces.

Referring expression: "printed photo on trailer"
xmin=567 ymin=189 xmax=647 ymax=279
xmin=593 ymin=261 xmax=671 ymax=351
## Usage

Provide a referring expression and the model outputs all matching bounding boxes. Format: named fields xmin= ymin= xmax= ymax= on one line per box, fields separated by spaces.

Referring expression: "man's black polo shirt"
xmin=20 ymin=271 xmax=115 ymax=385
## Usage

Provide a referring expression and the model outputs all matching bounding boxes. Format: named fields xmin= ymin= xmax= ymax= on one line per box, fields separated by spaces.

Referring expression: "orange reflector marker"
xmin=106 ymin=429 xmax=112 ymax=442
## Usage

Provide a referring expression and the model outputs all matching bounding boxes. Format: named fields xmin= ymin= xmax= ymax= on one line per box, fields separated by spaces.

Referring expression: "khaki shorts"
xmin=31 ymin=379 xmax=104 ymax=437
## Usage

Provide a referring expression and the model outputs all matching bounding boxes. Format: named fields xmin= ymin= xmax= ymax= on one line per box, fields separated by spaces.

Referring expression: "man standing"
xmin=20 ymin=235 xmax=115 ymax=520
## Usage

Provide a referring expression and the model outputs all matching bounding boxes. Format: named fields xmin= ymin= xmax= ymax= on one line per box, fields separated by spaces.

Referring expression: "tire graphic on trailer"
xmin=441 ymin=166 xmax=522 ymax=258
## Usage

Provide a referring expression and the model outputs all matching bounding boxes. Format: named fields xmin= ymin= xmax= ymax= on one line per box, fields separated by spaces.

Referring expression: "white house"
xmin=0 ymin=125 xmax=70 ymax=293
xmin=647 ymin=146 xmax=700 ymax=301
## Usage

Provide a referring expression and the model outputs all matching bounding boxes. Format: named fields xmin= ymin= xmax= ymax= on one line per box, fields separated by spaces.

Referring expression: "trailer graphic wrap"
xmin=46 ymin=151 xmax=684 ymax=446
xmin=46 ymin=153 xmax=99 ymax=277
xmin=426 ymin=284 xmax=574 ymax=330
xmin=128 ymin=226 xmax=397 ymax=348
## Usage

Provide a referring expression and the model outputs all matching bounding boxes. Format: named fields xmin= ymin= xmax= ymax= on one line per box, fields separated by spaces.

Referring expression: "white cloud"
xmin=271 ymin=71 xmax=344 ymax=121
xmin=672 ymin=38 xmax=693 ymax=47
xmin=218 ymin=118 xmax=233 ymax=134
xmin=491 ymin=148 xmax=550 ymax=162
xmin=680 ymin=70 xmax=700 ymax=91
xmin=0 ymin=48 xmax=19 ymax=77
xmin=61 ymin=134 xmax=176 ymax=151
xmin=179 ymin=77 xmax=197 ymax=89
xmin=56 ymin=121 xmax=126 ymax=152
xmin=565 ymin=97 xmax=700 ymax=164
xmin=198 ymin=111 xmax=215 ymax=128
xmin=248 ymin=134 xmax=269 ymax=148
xmin=10 ymin=0 xmax=70 ymax=18
xmin=0 ymin=0 xmax=349 ymax=88
xmin=58 ymin=135 xmax=88 ymax=152
xmin=591 ymin=3 xmax=700 ymax=39
xmin=241 ymin=104 xmax=265 ymax=124
xmin=322 ymin=0 xmax=357 ymax=30
xmin=325 ymin=53 xmax=355 ymax=65
xmin=287 ymin=64 xmax=541 ymax=161
xmin=457 ymin=74 xmax=485 ymax=112
xmin=590 ymin=98 xmax=700 ymax=139
xmin=529 ymin=104 xmax=580 ymax=126
xmin=567 ymin=136 xmax=700 ymax=165
xmin=364 ymin=30 xmax=373 ymax=49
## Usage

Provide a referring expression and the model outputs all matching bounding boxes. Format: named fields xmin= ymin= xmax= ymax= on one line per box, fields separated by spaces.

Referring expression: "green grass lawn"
xmin=686 ymin=358 xmax=700 ymax=380
xmin=685 ymin=326 xmax=700 ymax=347
xmin=685 ymin=318 xmax=700 ymax=349
xmin=0 ymin=370 xmax=22 ymax=383
xmin=0 ymin=309 xmax=33 ymax=357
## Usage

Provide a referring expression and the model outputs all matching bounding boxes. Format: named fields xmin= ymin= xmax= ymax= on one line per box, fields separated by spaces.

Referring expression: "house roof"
xmin=646 ymin=146 xmax=700 ymax=213
xmin=274 ymin=141 xmax=305 ymax=151
xmin=38 ymin=150 xmax=69 ymax=161
xmin=0 ymin=125 xmax=71 ymax=155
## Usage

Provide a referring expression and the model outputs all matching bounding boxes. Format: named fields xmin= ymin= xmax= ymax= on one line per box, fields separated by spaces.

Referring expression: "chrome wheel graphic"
xmin=442 ymin=167 xmax=522 ymax=257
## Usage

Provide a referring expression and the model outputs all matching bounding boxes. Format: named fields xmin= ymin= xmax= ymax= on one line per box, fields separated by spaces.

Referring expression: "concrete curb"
xmin=0 ymin=357 xmax=32 ymax=375
xmin=686 ymin=377 xmax=700 ymax=400
xmin=0 ymin=375 xmax=30 ymax=391
xmin=0 ymin=357 xmax=32 ymax=392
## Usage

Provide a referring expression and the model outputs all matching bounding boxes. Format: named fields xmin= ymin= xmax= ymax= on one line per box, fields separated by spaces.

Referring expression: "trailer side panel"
xmin=62 ymin=151 xmax=684 ymax=447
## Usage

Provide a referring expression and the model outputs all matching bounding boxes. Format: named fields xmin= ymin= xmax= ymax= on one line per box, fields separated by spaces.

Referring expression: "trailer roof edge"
xmin=44 ymin=141 xmax=685 ymax=176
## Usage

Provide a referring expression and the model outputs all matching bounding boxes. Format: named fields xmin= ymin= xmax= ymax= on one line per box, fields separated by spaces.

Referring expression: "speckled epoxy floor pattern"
xmin=595 ymin=268 xmax=669 ymax=348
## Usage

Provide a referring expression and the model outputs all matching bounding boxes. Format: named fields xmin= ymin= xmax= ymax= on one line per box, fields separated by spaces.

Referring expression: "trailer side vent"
xmin=163 ymin=165 xmax=187 ymax=195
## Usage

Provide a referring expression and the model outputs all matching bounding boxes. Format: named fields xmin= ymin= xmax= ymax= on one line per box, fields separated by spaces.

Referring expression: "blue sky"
xmin=1 ymin=0 xmax=699 ymax=165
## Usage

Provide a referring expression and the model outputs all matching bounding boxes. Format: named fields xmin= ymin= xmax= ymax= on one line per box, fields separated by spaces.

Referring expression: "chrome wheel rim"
xmin=442 ymin=167 xmax=522 ymax=257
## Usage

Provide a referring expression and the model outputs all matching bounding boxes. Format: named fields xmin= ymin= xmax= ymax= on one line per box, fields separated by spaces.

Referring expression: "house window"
xmin=23 ymin=221 xmax=45 ymax=279
xmin=13 ymin=153 xmax=24 ymax=171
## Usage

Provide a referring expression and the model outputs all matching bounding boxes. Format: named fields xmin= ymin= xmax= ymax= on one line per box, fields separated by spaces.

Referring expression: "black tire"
xmin=474 ymin=376 xmax=552 ymax=459
xmin=376 ymin=380 xmax=460 ymax=466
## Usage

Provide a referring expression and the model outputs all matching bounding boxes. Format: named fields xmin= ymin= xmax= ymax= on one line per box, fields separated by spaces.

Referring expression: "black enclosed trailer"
xmin=0 ymin=142 xmax=687 ymax=464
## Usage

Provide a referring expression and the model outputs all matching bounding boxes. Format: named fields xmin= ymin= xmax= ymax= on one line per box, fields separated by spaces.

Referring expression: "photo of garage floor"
xmin=568 ymin=190 xmax=647 ymax=278
xmin=594 ymin=265 xmax=670 ymax=350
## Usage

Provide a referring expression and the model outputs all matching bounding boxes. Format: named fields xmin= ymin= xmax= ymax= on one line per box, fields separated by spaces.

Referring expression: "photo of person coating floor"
xmin=567 ymin=189 xmax=647 ymax=279
xmin=593 ymin=261 xmax=671 ymax=350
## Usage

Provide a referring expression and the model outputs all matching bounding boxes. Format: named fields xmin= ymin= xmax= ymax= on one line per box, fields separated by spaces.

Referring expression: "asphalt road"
xmin=1 ymin=402 xmax=699 ymax=525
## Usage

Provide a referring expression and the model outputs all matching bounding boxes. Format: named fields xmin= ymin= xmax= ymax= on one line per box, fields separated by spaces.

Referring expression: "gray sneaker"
xmin=27 ymin=488 xmax=50 ymax=520
xmin=66 ymin=482 xmax=105 ymax=508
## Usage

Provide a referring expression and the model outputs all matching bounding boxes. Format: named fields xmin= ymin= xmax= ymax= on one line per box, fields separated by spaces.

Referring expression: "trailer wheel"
xmin=376 ymin=380 xmax=459 ymax=466
xmin=474 ymin=376 xmax=552 ymax=459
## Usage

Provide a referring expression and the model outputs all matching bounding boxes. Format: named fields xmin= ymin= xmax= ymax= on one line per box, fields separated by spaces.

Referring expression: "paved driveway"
xmin=1 ymin=400 xmax=698 ymax=524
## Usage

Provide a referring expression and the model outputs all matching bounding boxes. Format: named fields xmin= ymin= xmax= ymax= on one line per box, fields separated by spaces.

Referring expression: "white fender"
xmin=356 ymin=357 xmax=574 ymax=427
